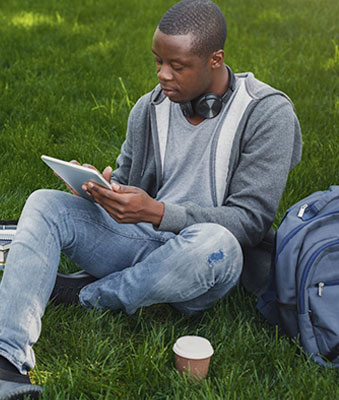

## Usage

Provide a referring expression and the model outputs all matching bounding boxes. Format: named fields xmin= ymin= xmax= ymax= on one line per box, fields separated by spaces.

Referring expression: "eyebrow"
xmin=151 ymin=50 xmax=186 ymax=64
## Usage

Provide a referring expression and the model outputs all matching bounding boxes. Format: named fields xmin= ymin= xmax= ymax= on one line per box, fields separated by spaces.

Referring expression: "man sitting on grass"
xmin=0 ymin=0 xmax=302 ymax=398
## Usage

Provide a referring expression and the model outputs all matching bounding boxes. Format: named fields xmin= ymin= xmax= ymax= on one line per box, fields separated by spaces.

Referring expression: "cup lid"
xmin=173 ymin=335 xmax=214 ymax=360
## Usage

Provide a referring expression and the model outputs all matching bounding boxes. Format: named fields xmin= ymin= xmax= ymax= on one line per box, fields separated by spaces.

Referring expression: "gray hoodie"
xmin=112 ymin=72 xmax=302 ymax=295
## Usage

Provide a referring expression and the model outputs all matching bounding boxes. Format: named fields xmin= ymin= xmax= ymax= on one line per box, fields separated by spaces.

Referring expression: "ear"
xmin=210 ymin=49 xmax=224 ymax=69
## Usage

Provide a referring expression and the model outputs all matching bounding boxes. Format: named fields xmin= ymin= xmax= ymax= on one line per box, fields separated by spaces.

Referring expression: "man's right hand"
xmin=54 ymin=160 xmax=103 ymax=197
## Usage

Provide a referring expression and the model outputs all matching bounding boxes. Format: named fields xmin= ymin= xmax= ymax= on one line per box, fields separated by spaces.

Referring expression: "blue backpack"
xmin=257 ymin=186 xmax=339 ymax=367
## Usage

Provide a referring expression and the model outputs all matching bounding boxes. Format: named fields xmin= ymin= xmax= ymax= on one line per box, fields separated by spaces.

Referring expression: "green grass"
xmin=0 ymin=0 xmax=338 ymax=398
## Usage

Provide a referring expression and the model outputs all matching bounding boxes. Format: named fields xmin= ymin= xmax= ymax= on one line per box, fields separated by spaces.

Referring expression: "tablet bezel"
xmin=41 ymin=155 xmax=112 ymax=200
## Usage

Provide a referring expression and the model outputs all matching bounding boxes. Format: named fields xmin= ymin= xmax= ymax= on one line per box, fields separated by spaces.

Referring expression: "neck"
xmin=186 ymin=114 xmax=206 ymax=126
xmin=186 ymin=65 xmax=230 ymax=125
xmin=210 ymin=64 xmax=230 ymax=97
xmin=190 ymin=64 xmax=230 ymax=106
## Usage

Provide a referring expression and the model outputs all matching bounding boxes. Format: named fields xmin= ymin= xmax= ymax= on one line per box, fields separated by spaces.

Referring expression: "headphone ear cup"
xmin=180 ymin=102 xmax=194 ymax=118
xmin=195 ymin=93 xmax=223 ymax=119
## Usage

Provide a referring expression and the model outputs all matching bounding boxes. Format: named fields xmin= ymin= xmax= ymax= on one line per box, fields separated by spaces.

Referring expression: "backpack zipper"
xmin=299 ymin=240 xmax=339 ymax=313
xmin=318 ymin=282 xmax=325 ymax=296
xmin=275 ymin=210 xmax=339 ymax=263
xmin=317 ymin=280 xmax=339 ymax=296
xmin=298 ymin=203 xmax=308 ymax=218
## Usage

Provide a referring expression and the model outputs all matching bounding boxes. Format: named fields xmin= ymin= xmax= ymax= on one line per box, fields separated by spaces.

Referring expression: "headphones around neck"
xmin=179 ymin=65 xmax=236 ymax=119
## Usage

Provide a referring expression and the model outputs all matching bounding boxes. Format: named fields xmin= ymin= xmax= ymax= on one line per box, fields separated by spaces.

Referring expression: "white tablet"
xmin=41 ymin=155 xmax=112 ymax=200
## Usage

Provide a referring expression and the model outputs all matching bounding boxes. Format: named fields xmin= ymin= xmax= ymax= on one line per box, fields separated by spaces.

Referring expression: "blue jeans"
xmin=0 ymin=189 xmax=242 ymax=373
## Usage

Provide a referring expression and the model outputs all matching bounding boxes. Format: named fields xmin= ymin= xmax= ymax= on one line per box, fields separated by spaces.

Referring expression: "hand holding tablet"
xmin=41 ymin=155 xmax=112 ymax=200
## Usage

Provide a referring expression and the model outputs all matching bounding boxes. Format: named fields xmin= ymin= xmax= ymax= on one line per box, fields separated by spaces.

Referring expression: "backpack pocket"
xmin=309 ymin=283 xmax=339 ymax=361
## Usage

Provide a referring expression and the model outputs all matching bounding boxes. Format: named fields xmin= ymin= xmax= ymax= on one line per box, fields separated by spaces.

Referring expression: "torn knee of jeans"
xmin=207 ymin=249 xmax=224 ymax=268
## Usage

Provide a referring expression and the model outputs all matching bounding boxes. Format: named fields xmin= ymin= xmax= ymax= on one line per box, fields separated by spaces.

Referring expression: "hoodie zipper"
xmin=141 ymin=108 xmax=151 ymax=177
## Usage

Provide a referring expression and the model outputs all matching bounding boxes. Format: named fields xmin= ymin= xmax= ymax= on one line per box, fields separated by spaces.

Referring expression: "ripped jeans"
xmin=0 ymin=189 xmax=242 ymax=373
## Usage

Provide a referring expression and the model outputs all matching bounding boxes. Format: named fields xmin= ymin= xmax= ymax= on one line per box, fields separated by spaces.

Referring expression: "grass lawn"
xmin=0 ymin=0 xmax=339 ymax=398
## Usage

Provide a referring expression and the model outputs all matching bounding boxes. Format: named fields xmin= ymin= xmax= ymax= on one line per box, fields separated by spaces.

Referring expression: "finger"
xmin=70 ymin=160 xmax=81 ymax=165
xmin=111 ymin=182 xmax=121 ymax=191
xmin=87 ymin=185 xmax=130 ymax=214
xmin=87 ymin=182 xmax=122 ymax=201
xmin=111 ymin=183 xmax=138 ymax=193
xmin=82 ymin=163 xmax=99 ymax=172
xmin=102 ymin=166 xmax=113 ymax=183
xmin=87 ymin=188 xmax=121 ymax=216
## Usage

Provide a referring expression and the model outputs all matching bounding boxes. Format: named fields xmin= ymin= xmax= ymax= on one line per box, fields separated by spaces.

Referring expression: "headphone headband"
xmin=180 ymin=65 xmax=235 ymax=119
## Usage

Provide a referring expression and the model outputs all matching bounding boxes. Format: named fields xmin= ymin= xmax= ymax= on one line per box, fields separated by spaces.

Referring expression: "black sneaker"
xmin=50 ymin=270 xmax=98 ymax=306
xmin=0 ymin=367 xmax=42 ymax=400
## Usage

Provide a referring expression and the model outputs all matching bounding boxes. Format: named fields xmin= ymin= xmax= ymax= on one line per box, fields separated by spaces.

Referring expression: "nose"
xmin=157 ymin=63 xmax=173 ymax=82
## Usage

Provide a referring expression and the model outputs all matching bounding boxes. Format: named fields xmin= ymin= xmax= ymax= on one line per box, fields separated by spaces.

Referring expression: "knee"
xmin=27 ymin=189 xmax=54 ymax=204
xmin=207 ymin=224 xmax=242 ymax=264
xmin=24 ymin=189 xmax=70 ymax=218
xmin=203 ymin=223 xmax=239 ymax=246
xmin=183 ymin=223 xmax=242 ymax=258
xmin=184 ymin=223 xmax=243 ymax=280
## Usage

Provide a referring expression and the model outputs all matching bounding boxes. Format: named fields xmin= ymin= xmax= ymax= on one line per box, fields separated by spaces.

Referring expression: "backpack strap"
xmin=256 ymin=235 xmax=281 ymax=326
xmin=256 ymin=272 xmax=281 ymax=326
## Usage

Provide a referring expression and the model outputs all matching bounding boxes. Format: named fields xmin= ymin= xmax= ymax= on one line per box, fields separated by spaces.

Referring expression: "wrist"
xmin=148 ymin=200 xmax=164 ymax=226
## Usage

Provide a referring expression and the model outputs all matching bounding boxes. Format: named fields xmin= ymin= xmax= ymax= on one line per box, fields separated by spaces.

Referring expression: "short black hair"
xmin=158 ymin=0 xmax=227 ymax=59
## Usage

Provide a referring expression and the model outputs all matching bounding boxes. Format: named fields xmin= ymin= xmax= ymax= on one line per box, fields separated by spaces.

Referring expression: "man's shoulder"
xmin=235 ymin=72 xmax=292 ymax=103
xmin=133 ymin=84 xmax=164 ymax=110
xmin=128 ymin=85 xmax=166 ymax=131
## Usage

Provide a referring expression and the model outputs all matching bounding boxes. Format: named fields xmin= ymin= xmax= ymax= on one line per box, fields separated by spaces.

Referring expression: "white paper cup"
xmin=173 ymin=336 xmax=214 ymax=380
